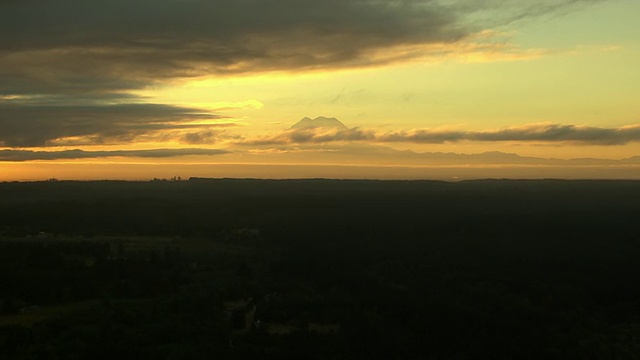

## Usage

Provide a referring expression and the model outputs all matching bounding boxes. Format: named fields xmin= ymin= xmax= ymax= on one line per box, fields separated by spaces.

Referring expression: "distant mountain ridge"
xmin=291 ymin=116 xmax=349 ymax=130
xmin=283 ymin=117 xmax=640 ymax=167
xmin=268 ymin=142 xmax=640 ymax=166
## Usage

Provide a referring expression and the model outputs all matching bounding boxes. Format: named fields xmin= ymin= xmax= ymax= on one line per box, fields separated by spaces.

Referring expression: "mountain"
xmin=247 ymin=141 xmax=640 ymax=167
xmin=623 ymin=156 xmax=640 ymax=163
xmin=291 ymin=116 xmax=349 ymax=130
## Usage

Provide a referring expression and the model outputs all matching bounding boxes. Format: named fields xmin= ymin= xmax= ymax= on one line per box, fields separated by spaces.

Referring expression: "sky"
xmin=1 ymin=0 xmax=639 ymax=181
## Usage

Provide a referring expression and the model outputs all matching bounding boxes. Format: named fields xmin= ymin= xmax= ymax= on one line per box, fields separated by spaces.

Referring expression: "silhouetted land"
xmin=1 ymin=179 xmax=639 ymax=359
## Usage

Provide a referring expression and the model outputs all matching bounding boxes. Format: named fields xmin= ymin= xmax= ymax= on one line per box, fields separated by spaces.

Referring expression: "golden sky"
xmin=1 ymin=0 xmax=639 ymax=180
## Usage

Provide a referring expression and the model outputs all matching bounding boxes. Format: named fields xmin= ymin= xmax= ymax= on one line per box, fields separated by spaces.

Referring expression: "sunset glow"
xmin=2 ymin=0 xmax=639 ymax=180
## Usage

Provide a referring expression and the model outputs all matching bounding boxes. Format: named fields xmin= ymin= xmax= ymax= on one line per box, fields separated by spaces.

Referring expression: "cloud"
xmin=380 ymin=124 xmax=640 ymax=145
xmin=0 ymin=0 xmax=603 ymax=96
xmin=0 ymin=0 xmax=606 ymax=150
xmin=0 ymin=148 xmax=229 ymax=162
xmin=246 ymin=127 xmax=376 ymax=146
xmin=243 ymin=123 xmax=640 ymax=146
xmin=179 ymin=130 xmax=242 ymax=145
xmin=0 ymin=102 xmax=232 ymax=147
xmin=448 ymin=0 xmax=605 ymax=25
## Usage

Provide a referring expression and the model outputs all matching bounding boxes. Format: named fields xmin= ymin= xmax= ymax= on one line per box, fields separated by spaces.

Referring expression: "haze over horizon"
xmin=1 ymin=0 xmax=639 ymax=181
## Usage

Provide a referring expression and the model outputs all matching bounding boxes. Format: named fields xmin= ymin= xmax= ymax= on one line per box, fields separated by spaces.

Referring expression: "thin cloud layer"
xmin=380 ymin=124 xmax=640 ymax=145
xmin=0 ymin=148 xmax=229 ymax=162
xmin=244 ymin=123 xmax=640 ymax=146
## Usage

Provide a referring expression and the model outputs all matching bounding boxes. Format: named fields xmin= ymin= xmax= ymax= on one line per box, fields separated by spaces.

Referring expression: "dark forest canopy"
xmin=1 ymin=178 xmax=639 ymax=239
xmin=1 ymin=179 xmax=639 ymax=359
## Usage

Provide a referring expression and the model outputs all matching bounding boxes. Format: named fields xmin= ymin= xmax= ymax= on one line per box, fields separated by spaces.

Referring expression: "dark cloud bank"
xmin=0 ymin=102 xmax=228 ymax=147
xmin=0 ymin=0 xmax=603 ymax=95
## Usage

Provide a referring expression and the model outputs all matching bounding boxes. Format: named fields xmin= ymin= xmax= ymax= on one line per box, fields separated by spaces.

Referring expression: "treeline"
xmin=1 ymin=179 xmax=639 ymax=240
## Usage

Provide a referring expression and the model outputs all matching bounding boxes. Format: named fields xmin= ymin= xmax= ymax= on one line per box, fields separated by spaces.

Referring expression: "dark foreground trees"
xmin=1 ymin=179 xmax=639 ymax=359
